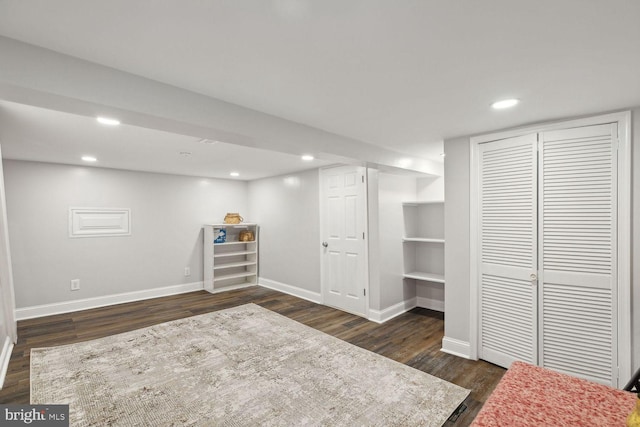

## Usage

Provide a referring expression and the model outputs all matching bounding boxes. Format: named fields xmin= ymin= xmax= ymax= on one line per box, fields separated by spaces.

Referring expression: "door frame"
xmin=0 ymin=145 xmax=17 ymax=389
xmin=469 ymin=111 xmax=631 ymax=385
xmin=318 ymin=164 xmax=370 ymax=317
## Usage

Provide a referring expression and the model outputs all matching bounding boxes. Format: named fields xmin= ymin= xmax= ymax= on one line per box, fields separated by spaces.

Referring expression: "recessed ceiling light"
xmin=199 ymin=139 xmax=219 ymax=144
xmin=230 ymin=172 xmax=240 ymax=177
xmin=96 ymin=116 xmax=121 ymax=126
xmin=491 ymin=99 xmax=519 ymax=110
xmin=81 ymin=155 xmax=97 ymax=162
xmin=396 ymin=158 xmax=412 ymax=168
xmin=301 ymin=154 xmax=314 ymax=161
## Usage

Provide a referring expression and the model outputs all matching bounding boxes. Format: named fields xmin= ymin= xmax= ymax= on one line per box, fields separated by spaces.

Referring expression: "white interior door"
xmin=320 ymin=165 xmax=368 ymax=317
xmin=538 ymin=124 xmax=618 ymax=385
xmin=478 ymin=134 xmax=538 ymax=368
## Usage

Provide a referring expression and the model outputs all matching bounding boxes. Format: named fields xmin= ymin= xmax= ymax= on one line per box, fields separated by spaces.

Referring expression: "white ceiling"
xmin=0 ymin=0 xmax=639 ymax=176
xmin=0 ymin=101 xmax=332 ymax=180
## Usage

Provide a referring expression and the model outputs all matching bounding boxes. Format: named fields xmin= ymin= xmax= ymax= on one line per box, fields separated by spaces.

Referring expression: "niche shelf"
xmin=402 ymin=201 xmax=444 ymax=285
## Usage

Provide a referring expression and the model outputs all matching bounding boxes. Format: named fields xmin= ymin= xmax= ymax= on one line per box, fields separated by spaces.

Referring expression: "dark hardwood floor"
xmin=0 ymin=286 xmax=505 ymax=425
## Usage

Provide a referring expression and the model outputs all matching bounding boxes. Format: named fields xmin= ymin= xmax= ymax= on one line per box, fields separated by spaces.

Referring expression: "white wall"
xmin=3 ymin=157 xmax=449 ymax=322
xmin=442 ymin=136 xmax=472 ymax=346
xmin=367 ymin=169 xmax=381 ymax=311
xmin=247 ymin=167 xmax=440 ymax=317
xmin=417 ymin=176 xmax=444 ymax=201
xmin=376 ymin=172 xmax=417 ymax=310
xmin=368 ymin=171 xmax=446 ymax=318
xmin=415 ymin=175 xmax=446 ymax=309
xmin=4 ymin=160 xmax=247 ymax=309
xmin=444 ymin=108 xmax=639 ymax=372
xmin=247 ymin=169 xmax=321 ymax=297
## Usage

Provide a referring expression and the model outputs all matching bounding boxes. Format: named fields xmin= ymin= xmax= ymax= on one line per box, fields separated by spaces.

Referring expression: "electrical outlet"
xmin=184 ymin=267 xmax=191 ymax=277
xmin=70 ymin=279 xmax=80 ymax=291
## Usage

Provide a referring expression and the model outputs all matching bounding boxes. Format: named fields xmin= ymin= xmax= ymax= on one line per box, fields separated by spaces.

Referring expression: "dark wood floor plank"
xmin=0 ymin=286 xmax=505 ymax=425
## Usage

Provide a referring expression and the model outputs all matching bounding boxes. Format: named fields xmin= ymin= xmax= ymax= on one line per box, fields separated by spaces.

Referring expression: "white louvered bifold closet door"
xmin=479 ymin=134 xmax=538 ymax=368
xmin=539 ymin=124 xmax=618 ymax=386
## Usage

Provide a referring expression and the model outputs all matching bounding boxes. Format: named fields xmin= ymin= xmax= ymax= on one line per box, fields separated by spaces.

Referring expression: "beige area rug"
xmin=31 ymin=303 xmax=469 ymax=426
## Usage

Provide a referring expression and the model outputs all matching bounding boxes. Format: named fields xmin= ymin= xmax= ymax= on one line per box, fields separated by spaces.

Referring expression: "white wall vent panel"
xmin=69 ymin=208 xmax=131 ymax=238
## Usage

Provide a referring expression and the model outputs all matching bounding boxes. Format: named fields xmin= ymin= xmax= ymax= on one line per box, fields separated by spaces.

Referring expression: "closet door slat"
xmin=539 ymin=123 xmax=617 ymax=386
xmin=479 ymin=134 xmax=537 ymax=368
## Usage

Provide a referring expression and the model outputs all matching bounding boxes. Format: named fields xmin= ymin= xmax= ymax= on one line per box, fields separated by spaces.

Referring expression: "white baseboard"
xmin=416 ymin=296 xmax=444 ymax=312
xmin=0 ymin=336 xmax=13 ymax=390
xmin=369 ymin=297 xmax=417 ymax=324
xmin=15 ymin=281 xmax=204 ymax=320
xmin=258 ymin=278 xmax=322 ymax=304
xmin=441 ymin=336 xmax=473 ymax=359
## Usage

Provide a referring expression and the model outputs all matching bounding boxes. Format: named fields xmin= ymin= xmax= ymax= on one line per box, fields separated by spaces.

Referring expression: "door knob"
xmin=530 ymin=273 xmax=538 ymax=281
xmin=322 ymin=242 xmax=328 ymax=248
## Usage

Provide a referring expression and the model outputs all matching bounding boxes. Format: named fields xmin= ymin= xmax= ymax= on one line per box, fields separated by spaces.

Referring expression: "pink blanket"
xmin=471 ymin=361 xmax=636 ymax=426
